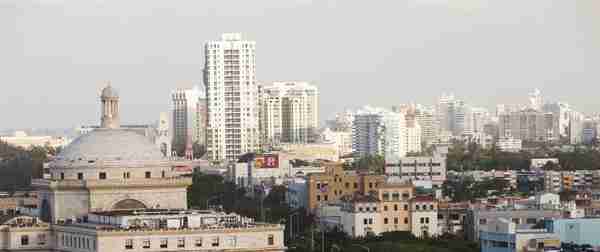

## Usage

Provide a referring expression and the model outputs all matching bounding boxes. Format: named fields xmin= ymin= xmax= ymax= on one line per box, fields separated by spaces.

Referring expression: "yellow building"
xmin=307 ymin=164 xmax=385 ymax=210
xmin=377 ymin=181 xmax=414 ymax=232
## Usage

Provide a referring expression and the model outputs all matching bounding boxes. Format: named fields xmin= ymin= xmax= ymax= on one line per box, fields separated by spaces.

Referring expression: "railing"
xmin=68 ymin=223 xmax=283 ymax=234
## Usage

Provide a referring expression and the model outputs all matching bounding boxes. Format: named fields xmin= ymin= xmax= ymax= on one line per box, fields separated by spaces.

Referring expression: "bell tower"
xmin=100 ymin=83 xmax=120 ymax=129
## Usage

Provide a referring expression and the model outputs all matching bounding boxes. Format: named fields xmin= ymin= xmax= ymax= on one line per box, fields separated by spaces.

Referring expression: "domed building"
xmin=0 ymin=86 xmax=285 ymax=252
xmin=36 ymin=85 xmax=191 ymax=223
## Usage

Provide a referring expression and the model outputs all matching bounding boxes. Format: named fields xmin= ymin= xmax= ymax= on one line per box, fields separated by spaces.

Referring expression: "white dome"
xmin=101 ymin=85 xmax=119 ymax=98
xmin=56 ymin=128 xmax=163 ymax=162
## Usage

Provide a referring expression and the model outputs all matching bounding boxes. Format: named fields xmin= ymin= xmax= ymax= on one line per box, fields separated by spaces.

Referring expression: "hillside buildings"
xmin=204 ymin=33 xmax=260 ymax=161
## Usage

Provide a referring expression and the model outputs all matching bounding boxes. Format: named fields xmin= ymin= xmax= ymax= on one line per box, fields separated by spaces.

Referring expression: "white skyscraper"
xmin=528 ymin=88 xmax=544 ymax=111
xmin=436 ymin=93 xmax=455 ymax=135
xmin=260 ymin=81 xmax=319 ymax=147
xmin=204 ymin=33 xmax=259 ymax=161
xmin=352 ymin=107 xmax=387 ymax=157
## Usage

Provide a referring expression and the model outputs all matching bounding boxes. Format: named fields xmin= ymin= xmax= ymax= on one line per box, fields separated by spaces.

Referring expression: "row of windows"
xmin=415 ymin=204 xmax=435 ymax=211
xmin=61 ymin=234 xmax=95 ymax=250
xmin=383 ymin=217 xmax=409 ymax=225
xmin=479 ymin=217 xmax=538 ymax=225
xmin=383 ymin=204 xmax=409 ymax=211
xmin=57 ymin=171 xmax=166 ymax=180
xmin=123 ymin=235 xmax=275 ymax=250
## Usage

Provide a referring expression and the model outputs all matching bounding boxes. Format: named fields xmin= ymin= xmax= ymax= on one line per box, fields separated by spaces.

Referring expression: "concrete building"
xmin=352 ymin=107 xmax=387 ymax=157
xmin=155 ymin=112 xmax=172 ymax=157
xmin=465 ymin=208 xmax=563 ymax=241
xmin=377 ymin=180 xmax=414 ymax=233
xmin=542 ymin=102 xmax=571 ymax=138
xmin=383 ymin=110 xmax=407 ymax=159
xmin=2 ymin=86 xmax=286 ymax=252
xmin=405 ymin=115 xmax=422 ymax=154
xmin=339 ymin=194 xmax=382 ymax=237
xmin=437 ymin=202 xmax=468 ymax=236
xmin=545 ymin=218 xmax=600 ymax=246
xmin=436 ymin=93 xmax=455 ymax=135
xmin=321 ymin=128 xmax=353 ymax=157
xmin=385 ymin=148 xmax=447 ymax=188
xmin=480 ymin=218 xmax=560 ymax=252
xmin=204 ymin=33 xmax=259 ymax=161
xmin=260 ymin=82 xmax=319 ymax=147
xmin=414 ymin=104 xmax=436 ymax=145
xmin=306 ymin=164 xmax=385 ymax=211
xmin=410 ymin=196 xmax=439 ymax=238
xmin=171 ymin=85 xmax=206 ymax=149
xmin=498 ymin=109 xmax=549 ymax=142
xmin=497 ymin=137 xmax=522 ymax=152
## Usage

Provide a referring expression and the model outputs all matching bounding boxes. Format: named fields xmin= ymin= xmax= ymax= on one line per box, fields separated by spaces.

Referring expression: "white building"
xmin=497 ymin=137 xmax=522 ymax=152
xmin=383 ymin=110 xmax=407 ymax=159
xmin=410 ymin=196 xmax=439 ymax=238
xmin=204 ymin=33 xmax=259 ymax=161
xmin=171 ymin=85 xmax=206 ymax=150
xmin=260 ymin=81 xmax=318 ymax=147
xmin=413 ymin=104 xmax=435 ymax=145
xmin=405 ymin=116 xmax=422 ymax=154
xmin=321 ymin=128 xmax=353 ymax=157
xmin=385 ymin=148 xmax=447 ymax=188
xmin=155 ymin=112 xmax=172 ymax=157
xmin=0 ymin=131 xmax=70 ymax=150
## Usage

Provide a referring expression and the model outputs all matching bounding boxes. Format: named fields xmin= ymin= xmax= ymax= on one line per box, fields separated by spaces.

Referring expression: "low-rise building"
xmin=307 ymin=164 xmax=385 ymax=211
xmin=480 ymin=218 xmax=560 ymax=252
xmin=497 ymin=137 xmax=522 ymax=152
xmin=377 ymin=179 xmax=414 ymax=233
xmin=544 ymin=218 xmax=600 ymax=247
xmin=465 ymin=208 xmax=564 ymax=241
xmin=410 ymin=196 xmax=438 ymax=238
xmin=339 ymin=194 xmax=382 ymax=237
xmin=437 ymin=201 xmax=468 ymax=236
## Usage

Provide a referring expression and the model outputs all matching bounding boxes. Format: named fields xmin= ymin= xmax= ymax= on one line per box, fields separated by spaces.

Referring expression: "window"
xmin=479 ymin=218 xmax=487 ymax=225
xmin=161 ymin=171 xmax=166 ymax=178
xmin=364 ymin=219 xmax=368 ymax=225
xmin=160 ymin=239 xmax=168 ymax=248
xmin=60 ymin=173 xmax=65 ymax=180
xmin=420 ymin=217 xmax=425 ymax=224
xmin=512 ymin=218 xmax=520 ymax=224
xmin=268 ymin=235 xmax=274 ymax=245
xmin=195 ymin=238 xmax=202 ymax=247
xmin=416 ymin=205 xmax=420 ymax=210
xmin=37 ymin=234 xmax=46 ymax=245
xmin=21 ymin=235 xmax=29 ymax=246
xmin=394 ymin=204 xmax=398 ymax=211
xmin=125 ymin=239 xmax=133 ymax=250
xmin=211 ymin=237 xmax=219 ymax=247
xmin=99 ymin=172 xmax=107 ymax=180
xmin=177 ymin=238 xmax=185 ymax=248
xmin=384 ymin=205 xmax=388 ymax=211
xmin=324 ymin=195 xmax=328 ymax=201
xmin=77 ymin=173 xmax=83 ymax=180
xmin=145 ymin=171 xmax=151 ymax=178
xmin=404 ymin=204 xmax=408 ymax=211
xmin=394 ymin=218 xmax=399 ymax=224
xmin=383 ymin=192 xmax=390 ymax=201
xmin=384 ymin=218 xmax=389 ymax=224
xmin=526 ymin=218 xmax=537 ymax=224
xmin=317 ymin=183 xmax=321 ymax=189
xmin=345 ymin=182 xmax=350 ymax=188
xmin=317 ymin=195 xmax=321 ymax=201
xmin=430 ymin=205 xmax=434 ymax=210
xmin=358 ymin=207 xmax=363 ymax=212
xmin=123 ymin=172 xmax=130 ymax=179
xmin=354 ymin=182 xmax=358 ymax=189
xmin=143 ymin=240 xmax=150 ymax=249
xmin=438 ymin=214 xmax=444 ymax=220
xmin=425 ymin=217 xmax=430 ymax=224
xmin=368 ymin=218 xmax=373 ymax=224
xmin=369 ymin=182 xmax=373 ymax=189
xmin=404 ymin=217 xmax=409 ymax=224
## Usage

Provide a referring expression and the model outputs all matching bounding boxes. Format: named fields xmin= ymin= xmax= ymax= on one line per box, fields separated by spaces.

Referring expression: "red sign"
xmin=255 ymin=154 xmax=279 ymax=168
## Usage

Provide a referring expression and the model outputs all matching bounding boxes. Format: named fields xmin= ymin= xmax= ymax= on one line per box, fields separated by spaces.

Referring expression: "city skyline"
xmin=2 ymin=0 xmax=600 ymax=129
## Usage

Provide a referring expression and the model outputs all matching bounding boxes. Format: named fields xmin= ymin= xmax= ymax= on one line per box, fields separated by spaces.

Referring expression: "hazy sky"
xmin=1 ymin=0 xmax=599 ymax=130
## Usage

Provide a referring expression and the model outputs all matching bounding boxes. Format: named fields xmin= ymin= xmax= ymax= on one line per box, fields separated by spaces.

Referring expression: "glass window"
xmin=145 ymin=171 xmax=151 ymax=178
xmin=268 ymin=234 xmax=274 ymax=245
xmin=404 ymin=217 xmax=408 ymax=224
xmin=160 ymin=239 xmax=168 ymax=248
xmin=211 ymin=237 xmax=219 ymax=247
xmin=394 ymin=218 xmax=399 ymax=224
xmin=37 ymin=234 xmax=46 ymax=245
xmin=195 ymin=238 xmax=202 ymax=247
xmin=394 ymin=204 xmax=398 ymax=211
xmin=177 ymin=238 xmax=185 ymax=248
xmin=99 ymin=172 xmax=107 ymax=180
xmin=384 ymin=218 xmax=389 ymax=224
xmin=143 ymin=240 xmax=150 ymax=249
xmin=363 ymin=219 xmax=368 ymax=225
xmin=125 ymin=239 xmax=133 ymax=250
xmin=77 ymin=173 xmax=83 ymax=180
xmin=384 ymin=205 xmax=388 ymax=211
xmin=21 ymin=235 xmax=29 ymax=246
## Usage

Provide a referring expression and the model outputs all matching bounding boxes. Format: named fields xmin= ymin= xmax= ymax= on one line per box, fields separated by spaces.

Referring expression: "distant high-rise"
xmin=260 ymin=81 xmax=319 ymax=147
xmin=155 ymin=112 xmax=172 ymax=157
xmin=436 ymin=93 xmax=455 ymax=134
xmin=352 ymin=107 xmax=386 ymax=157
xmin=413 ymin=104 xmax=435 ymax=145
xmin=204 ymin=33 xmax=259 ymax=161
xmin=171 ymin=86 xmax=206 ymax=154
xmin=528 ymin=88 xmax=544 ymax=111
